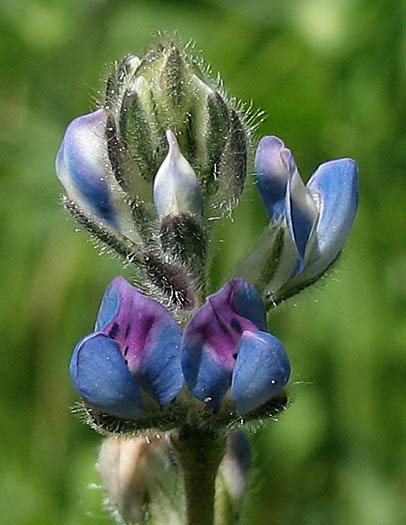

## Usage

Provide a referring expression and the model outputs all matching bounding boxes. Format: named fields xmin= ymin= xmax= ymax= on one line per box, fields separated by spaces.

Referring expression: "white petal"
xmin=153 ymin=130 xmax=204 ymax=219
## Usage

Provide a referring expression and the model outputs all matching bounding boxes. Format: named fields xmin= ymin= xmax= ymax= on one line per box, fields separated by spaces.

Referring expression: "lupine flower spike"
xmin=57 ymin=39 xmax=359 ymax=525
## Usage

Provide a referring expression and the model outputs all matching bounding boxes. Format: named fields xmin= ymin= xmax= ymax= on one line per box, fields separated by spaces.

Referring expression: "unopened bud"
xmin=160 ymin=46 xmax=185 ymax=108
xmin=56 ymin=40 xmax=253 ymax=311
xmin=97 ymin=435 xmax=173 ymax=524
xmin=220 ymin=432 xmax=252 ymax=501
xmin=55 ymin=109 xmax=137 ymax=240
xmin=153 ymin=130 xmax=204 ymax=219
xmin=210 ymin=108 xmax=247 ymax=214
xmin=105 ymin=54 xmax=141 ymax=119
xmin=159 ymin=213 xmax=208 ymax=282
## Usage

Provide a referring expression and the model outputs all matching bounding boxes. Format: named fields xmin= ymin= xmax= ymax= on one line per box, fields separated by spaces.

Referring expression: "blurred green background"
xmin=1 ymin=0 xmax=405 ymax=524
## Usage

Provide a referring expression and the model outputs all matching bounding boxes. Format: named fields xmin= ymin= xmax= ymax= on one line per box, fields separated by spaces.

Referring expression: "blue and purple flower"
xmin=181 ymin=279 xmax=290 ymax=413
xmin=69 ymin=276 xmax=184 ymax=419
xmin=70 ymin=277 xmax=290 ymax=421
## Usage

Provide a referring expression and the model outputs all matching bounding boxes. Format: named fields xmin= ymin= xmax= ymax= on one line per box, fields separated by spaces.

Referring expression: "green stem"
xmin=172 ymin=428 xmax=226 ymax=525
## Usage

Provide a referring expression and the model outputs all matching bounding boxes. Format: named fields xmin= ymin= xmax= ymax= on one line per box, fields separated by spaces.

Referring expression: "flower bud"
xmin=219 ymin=433 xmax=252 ymax=502
xmin=55 ymin=40 xmax=252 ymax=311
xmin=119 ymin=78 xmax=157 ymax=182
xmin=98 ymin=435 xmax=173 ymax=524
xmin=153 ymin=130 xmax=204 ymax=219
xmin=159 ymin=213 xmax=208 ymax=281
xmin=105 ymin=54 xmax=142 ymax=120
xmin=55 ymin=109 xmax=137 ymax=239
xmin=189 ymin=75 xmax=229 ymax=194
xmin=211 ymin=108 xmax=247 ymax=214
xmin=103 ymin=39 xmax=249 ymax=212
xmin=159 ymin=45 xmax=187 ymax=110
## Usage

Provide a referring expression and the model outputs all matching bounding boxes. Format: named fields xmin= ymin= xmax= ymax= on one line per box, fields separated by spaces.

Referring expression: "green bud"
xmin=211 ymin=109 xmax=247 ymax=215
xmin=120 ymin=85 xmax=157 ymax=181
xmin=160 ymin=45 xmax=185 ymax=108
xmin=107 ymin=39 xmax=249 ymax=213
xmin=57 ymin=39 xmax=253 ymax=312
xmin=190 ymin=75 xmax=230 ymax=196
xmin=105 ymin=54 xmax=141 ymax=119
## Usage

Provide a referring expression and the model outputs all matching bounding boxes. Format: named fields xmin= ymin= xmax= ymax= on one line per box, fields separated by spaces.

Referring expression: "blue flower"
xmin=69 ymin=276 xmax=183 ymax=419
xmin=181 ymin=279 xmax=290 ymax=413
xmin=255 ymin=135 xmax=359 ymax=297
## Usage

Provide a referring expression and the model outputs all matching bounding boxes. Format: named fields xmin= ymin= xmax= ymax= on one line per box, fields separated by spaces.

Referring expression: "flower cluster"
xmin=56 ymin=40 xmax=248 ymax=312
xmin=70 ymin=275 xmax=290 ymax=428
xmin=56 ymin=40 xmax=358 ymax=433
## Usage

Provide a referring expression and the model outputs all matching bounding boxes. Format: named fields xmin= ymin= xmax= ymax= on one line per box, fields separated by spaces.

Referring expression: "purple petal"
xmin=69 ymin=333 xmax=144 ymax=419
xmin=255 ymin=136 xmax=296 ymax=221
xmin=96 ymin=276 xmax=183 ymax=406
xmin=181 ymin=279 xmax=265 ymax=407
xmin=304 ymin=158 xmax=359 ymax=277
xmin=232 ymin=330 xmax=290 ymax=413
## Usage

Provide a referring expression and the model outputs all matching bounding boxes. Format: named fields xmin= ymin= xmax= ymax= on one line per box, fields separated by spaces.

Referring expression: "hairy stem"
xmin=172 ymin=428 xmax=226 ymax=525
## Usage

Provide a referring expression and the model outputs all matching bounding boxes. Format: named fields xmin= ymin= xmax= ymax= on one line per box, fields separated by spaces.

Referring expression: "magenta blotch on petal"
xmin=69 ymin=276 xmax=184 ymax=417
xmin=181 ymin=279 xmax=288 ymax=410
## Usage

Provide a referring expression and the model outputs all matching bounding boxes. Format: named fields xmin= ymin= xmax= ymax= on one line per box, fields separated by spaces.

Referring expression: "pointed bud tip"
xmin=153 ymin=130 xmax=204 ymax=219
